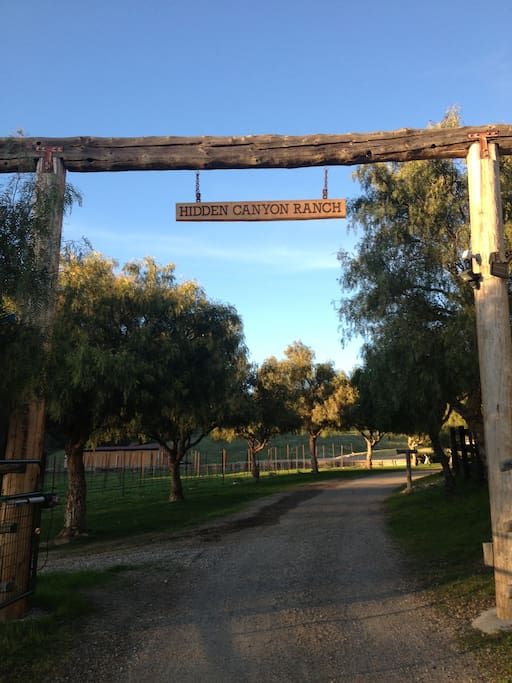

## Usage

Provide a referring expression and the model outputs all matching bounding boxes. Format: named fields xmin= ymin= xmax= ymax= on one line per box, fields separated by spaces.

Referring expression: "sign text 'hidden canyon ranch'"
xmin=176 ymin=198 xmax=347 ymax=221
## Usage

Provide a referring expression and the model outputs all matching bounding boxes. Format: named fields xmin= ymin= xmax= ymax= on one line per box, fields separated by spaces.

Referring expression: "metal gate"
xmin=0 ymin=460 xmax=57 ymax=611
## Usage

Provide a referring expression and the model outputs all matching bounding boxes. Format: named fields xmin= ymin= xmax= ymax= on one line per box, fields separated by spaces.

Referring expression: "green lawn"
xmin=42 ymin=467 xmax=381 ymax=544
xmin=387 ymin=474 xmax=512 ymax=682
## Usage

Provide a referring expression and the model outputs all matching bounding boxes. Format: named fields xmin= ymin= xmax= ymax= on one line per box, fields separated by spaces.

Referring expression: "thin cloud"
xmin=64 ymin=223 xmax=339 ymax=272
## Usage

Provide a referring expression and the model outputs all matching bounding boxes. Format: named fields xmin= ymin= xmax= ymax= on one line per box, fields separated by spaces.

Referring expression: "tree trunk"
xmin=57 ymin=441 xmax=87 ymax=541
xmin=309 ymin=434 xmax=319 ymax=474
xmin=250 ymin=447 xmax=260 ymax=480
xmin=169 ymin=454 xmax=184 ymax=502
xmin=456 ymin=388 xmax=486 ymax=467
xmin=365 ymin=438 xmax=373 ymax=469
xmin=429 ymin=430 xmax=455 ymax=491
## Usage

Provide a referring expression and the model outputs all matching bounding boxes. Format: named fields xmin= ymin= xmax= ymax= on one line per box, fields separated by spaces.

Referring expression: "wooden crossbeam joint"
xmin=467 ymin=128 xmax=500 ymax=158
xmin=33 ymin=144 xmax=63 ymax=171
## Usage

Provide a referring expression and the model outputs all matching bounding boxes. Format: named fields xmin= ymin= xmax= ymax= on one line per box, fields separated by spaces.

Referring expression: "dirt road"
xmin=52 ymin=472 xmax=485 ymax=682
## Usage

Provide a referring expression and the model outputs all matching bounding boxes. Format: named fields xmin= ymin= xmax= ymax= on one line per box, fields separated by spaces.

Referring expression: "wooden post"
xmin=467 ymin=141 xmax=512 ymax=620
xmin=221 ymin=448 xmax=227 ymax=483
xmin=458 ymin=426 xmax=471 ymax=479
xmin=405 ymin=451 xmax=413 ymax=493
xmin=449 ymin=427 xmax=460 ymax=475
xmin=0 ymin=156 xmax=66 ymax=621
xmin=397 ymin=449 xmax=416 ymax=494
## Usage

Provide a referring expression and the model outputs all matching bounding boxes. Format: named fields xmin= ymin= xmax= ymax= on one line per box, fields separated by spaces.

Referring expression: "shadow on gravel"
xmin=196 ymin=489 xmax=321 ymax=543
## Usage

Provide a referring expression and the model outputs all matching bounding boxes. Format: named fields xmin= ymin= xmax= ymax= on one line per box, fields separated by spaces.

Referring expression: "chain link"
xmin=195 ymin=172 xmax=201 ymax=203
xmin=322 ymin=168 xmax=328 ymax=199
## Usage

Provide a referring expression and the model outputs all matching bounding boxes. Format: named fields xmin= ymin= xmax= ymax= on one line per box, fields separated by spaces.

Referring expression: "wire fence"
xmin=0 ymin=498 xmax=40 ymax=610
xmin=42 ymin=444 xmax=405 ymax=502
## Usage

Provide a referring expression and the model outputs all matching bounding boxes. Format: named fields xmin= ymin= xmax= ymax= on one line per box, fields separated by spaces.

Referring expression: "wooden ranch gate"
xmin=1 ymin=125 xmax=512 ymax=622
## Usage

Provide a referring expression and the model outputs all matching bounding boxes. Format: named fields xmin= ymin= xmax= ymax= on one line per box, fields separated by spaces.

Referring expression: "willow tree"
xmin=338 ymin=115 xmax=484 ymax=463
xmin=123 ymin=261 xmax=248 ymax=502
xmin=0 ymin=175 xmax=79 ymax=452
xmin=46 ymin=248 xmax=136 ymax=539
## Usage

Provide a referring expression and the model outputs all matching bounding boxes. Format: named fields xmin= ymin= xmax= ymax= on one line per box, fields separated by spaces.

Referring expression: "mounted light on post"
xmin=460 ymin=249 xmax=482 ymax=289
xmin=489 ymin=251 xmax=512 ymax=279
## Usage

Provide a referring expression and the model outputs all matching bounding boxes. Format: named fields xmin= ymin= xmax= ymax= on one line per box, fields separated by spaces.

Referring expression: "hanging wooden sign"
xmin=176 ymin=198 xmax=346 ymax=222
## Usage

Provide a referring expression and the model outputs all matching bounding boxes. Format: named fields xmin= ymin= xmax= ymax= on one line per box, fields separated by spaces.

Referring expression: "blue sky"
xmin=2 ymin=0 xmax=512 ymax=371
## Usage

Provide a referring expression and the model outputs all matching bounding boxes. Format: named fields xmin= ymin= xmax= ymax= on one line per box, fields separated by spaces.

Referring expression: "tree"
xmin=344 ymin=366 xmax=387 ymax=470
xmin=337 ymin=114 xmax=484 ymax=484
xmin=226 ymin=359 xmax=300 ymax=479
xmin=278 ymin=341 xmax=352 ymax=474
xmin=353 ymin=323 xmax=458 ymax=487
xmin=0 ymin=174 xmax=81 ymax=455
xmin=46 ymin=247 xmax=136 ymax=539
xmin=124 ymin=261 xmax=248 ymax=501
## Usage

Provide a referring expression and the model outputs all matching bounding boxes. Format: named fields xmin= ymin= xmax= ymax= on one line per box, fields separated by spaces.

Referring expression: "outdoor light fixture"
xmin=460 ymin=249 xmax=482 ymax=289
xmin=489 ymin=250 xmax=512 ymax=279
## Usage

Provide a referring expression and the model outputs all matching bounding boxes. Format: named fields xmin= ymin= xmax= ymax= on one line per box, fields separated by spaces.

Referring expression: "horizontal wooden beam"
xmin=1 ymin=125 xmax=512 ymax=173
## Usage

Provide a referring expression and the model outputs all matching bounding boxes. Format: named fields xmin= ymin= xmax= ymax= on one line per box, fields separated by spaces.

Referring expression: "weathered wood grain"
xmin=1 ymin=125 xmax=512 ymax=173
xmin=467 ymin=142 xmax=512 ymax=620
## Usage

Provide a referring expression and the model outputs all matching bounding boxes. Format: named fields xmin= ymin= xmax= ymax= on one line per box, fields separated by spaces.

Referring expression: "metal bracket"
xmin=468 ymin=128 xmax=500 ymax=158
xmin=460 ymin=257 xmax=482 ymax=289
xmin=0 ymin=491 xmax=59 ymax=508
xmin=33 ymin=144 xmax=63 ymax=171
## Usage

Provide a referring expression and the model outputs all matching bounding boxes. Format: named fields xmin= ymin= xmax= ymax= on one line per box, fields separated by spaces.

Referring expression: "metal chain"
xmin=195 ymin=172 xmax=201 ymax=203
xmin=322 ymin=168 xmax=328 ymax=199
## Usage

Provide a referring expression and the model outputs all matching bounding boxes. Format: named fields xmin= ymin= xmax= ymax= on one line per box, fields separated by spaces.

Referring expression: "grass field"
xmin=41 ymin=467 xmax=382 ymax=544
xmin=40 ymin=430 xmax=410 ymax=544
xmin=387 ymin=474 xmax=512 ymax=681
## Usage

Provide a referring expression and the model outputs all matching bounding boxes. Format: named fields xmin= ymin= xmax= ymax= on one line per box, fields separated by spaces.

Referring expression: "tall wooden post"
xmin=0 ymin=156 xmax=66 ymax=621
xmin=467 ymin=141 xmax=512 ymax=621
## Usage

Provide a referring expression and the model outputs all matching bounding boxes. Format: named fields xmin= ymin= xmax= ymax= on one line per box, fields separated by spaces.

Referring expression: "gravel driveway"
xmin=49 ymin=471 xmax=485 ymax=682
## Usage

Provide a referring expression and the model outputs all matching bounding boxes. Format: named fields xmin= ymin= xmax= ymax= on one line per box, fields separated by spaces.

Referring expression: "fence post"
xmin=450 ymin=427 xmax=460 ymax=475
